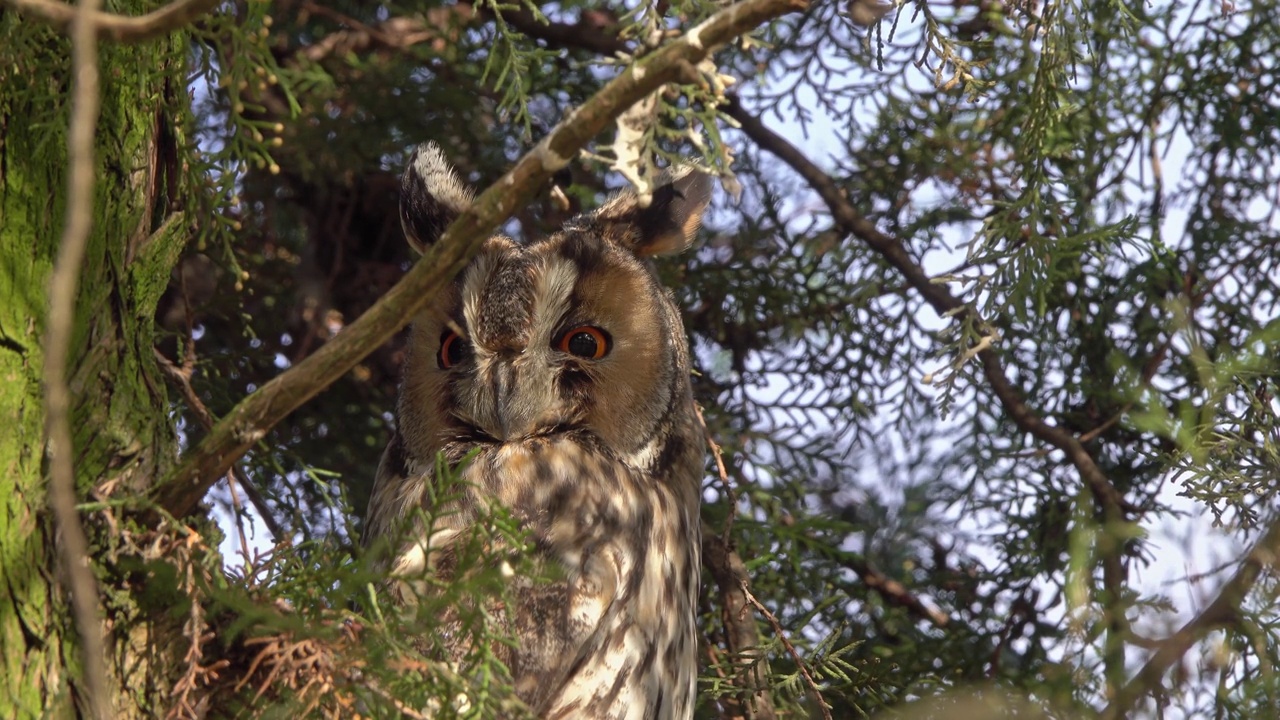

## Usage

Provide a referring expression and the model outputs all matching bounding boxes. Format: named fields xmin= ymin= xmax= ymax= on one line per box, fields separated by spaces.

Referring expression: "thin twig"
xmin=741 ymin=584 xmax=832 ymax=720
xmin=231 ymin=467 xmax=288 ymax=545
xmin=695 ymin=403 xmax=738 ymax=543
xmin=224 ymin=469 xmax=253 ymax=573
xmin=154 ymin=266 xmax=290 ymax=543
xmin=154 ymin=347 xmax=288 ymax=544
xmin=153 ymin=265 xmax=289 ymax=546
xmin=4 ymin=0 xmax=221 ymax=43
xmin=43 ymin=0 xmax=110 ymax=716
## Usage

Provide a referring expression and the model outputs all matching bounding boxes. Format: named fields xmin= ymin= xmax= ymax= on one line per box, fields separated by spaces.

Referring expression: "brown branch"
xmin=43 ymin=0 xmax=111 ymax=717
xmin=722 ymin=94 xmax=1136 ymax=695
xmin=1101 ymin=515 xmax=1280 ymax=719
xmin=839 ymin=554 xmax=949 ymax=628
xmin=297 ymin=12 xmax=457 ymax=63
xmin=695 ymin=403 xmax=739 ymax=544
xmin=703 ymin=534 xmax=778 ymax=720
xmin=4 ymin=0 xmax=220 ymax=42
xmin=154 ymin=0 xmax=810 ymax=518
xmin=475 ymin=3 xmax=632 ymax=56
xmin=741 ymin=582 xmax=832 ymax=720
xmin=700 ymin=395 xmax=947 ymax=629
xmin=224 ymin=469 xmax=254 ymax=568
xmin=723 ymin=96 xmax=1131 ymax=514
xmin=292 ymin=3 xmax=629 ymax=66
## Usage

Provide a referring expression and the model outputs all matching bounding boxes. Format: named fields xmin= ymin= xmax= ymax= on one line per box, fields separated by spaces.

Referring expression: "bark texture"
xmin=0 ymin=8 xmax=190 ymax=715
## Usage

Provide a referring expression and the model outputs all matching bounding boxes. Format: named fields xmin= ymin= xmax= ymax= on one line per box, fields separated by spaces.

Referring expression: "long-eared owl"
xmin=365 ymin=143 xmax=710 ymax=719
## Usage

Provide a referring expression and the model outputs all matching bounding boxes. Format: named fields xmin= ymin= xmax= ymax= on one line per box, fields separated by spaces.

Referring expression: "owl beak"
xmin=491 ymin=361 xmax=538 ymax=441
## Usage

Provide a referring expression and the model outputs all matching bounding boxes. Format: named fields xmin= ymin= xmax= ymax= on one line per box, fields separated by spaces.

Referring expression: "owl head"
xmin=394 ymin=144 xmax=713 ymax=470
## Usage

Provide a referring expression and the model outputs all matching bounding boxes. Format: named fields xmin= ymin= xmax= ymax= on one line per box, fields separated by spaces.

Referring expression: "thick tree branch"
xmin=155 ymin=0 xmax=809 ymax=518
xmin=4 ymin=0 xmax=220 ymax=42
xmin=703 ymin=534 xmax=779 ymax=720
xmin=1101 ymin=515 xmax=1280 ymax=719
xmin=44 ymin=0 xmax=111 ymax=717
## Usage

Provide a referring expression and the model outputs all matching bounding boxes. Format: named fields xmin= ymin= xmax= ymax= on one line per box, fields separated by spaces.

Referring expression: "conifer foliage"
xmin=1 ymin=0 xmax=1277 ymax=717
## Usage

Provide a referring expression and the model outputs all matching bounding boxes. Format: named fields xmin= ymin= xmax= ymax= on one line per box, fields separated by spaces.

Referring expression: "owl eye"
xmin=557 ymin=326 xmax=610 ymax=360
xmin=438 ymin=331 xmax=470 ymax=369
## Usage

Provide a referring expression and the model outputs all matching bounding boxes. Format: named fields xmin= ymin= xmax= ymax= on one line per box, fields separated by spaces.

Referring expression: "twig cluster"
xmin=167 ymin=532 xmax=228 ymax=720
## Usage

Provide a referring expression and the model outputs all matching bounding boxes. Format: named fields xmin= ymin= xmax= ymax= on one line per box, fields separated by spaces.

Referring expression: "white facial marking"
xmin=533 ymin=256 xmax=579 ymax=344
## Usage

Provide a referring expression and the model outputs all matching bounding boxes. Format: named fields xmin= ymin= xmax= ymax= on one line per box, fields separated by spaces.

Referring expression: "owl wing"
xmin=518 ymin=552 xmax=630 ymax=718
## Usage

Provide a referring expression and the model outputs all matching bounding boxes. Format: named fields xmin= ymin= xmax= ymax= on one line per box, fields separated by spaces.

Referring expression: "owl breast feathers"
xmin=365 ymin=143 xmax=711 ymax=720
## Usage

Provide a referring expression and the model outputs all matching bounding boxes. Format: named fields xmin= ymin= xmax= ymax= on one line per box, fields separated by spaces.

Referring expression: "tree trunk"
xmin=1 ymin=10 xmax=192 ymax=716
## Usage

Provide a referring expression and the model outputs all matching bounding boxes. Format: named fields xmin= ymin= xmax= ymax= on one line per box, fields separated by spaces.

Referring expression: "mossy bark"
xmin=0 ymin=8 xmax=192 ymax=716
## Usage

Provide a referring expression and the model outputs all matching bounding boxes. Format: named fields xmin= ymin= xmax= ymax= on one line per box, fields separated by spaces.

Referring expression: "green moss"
xmin=0 ymin=8 xmax=196 ymax=715
xmin=0 ymin=18 xmax=66 ymax=717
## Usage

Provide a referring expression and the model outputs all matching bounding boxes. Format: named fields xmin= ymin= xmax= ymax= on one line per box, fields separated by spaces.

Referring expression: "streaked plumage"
xmin=365 ymin=143 xmax=710 ymax=719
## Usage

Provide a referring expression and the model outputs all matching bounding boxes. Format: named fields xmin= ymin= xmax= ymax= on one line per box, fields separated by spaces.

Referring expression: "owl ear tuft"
xmin=400 ymin=143 xmax=475 ymax=254
xmin=597 ymin=169 xmax=714 ymax=257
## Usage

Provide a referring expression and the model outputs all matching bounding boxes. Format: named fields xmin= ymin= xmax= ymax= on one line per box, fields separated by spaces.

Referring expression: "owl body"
xmin=366 ymin=144 xmax=710 ymax=719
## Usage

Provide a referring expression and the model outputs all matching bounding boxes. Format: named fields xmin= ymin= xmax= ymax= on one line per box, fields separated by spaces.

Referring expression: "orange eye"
xmin=438 ymin=331 xmax=469 ymax=369
xmin=557 ymin=326 xmax=609 ymax=360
